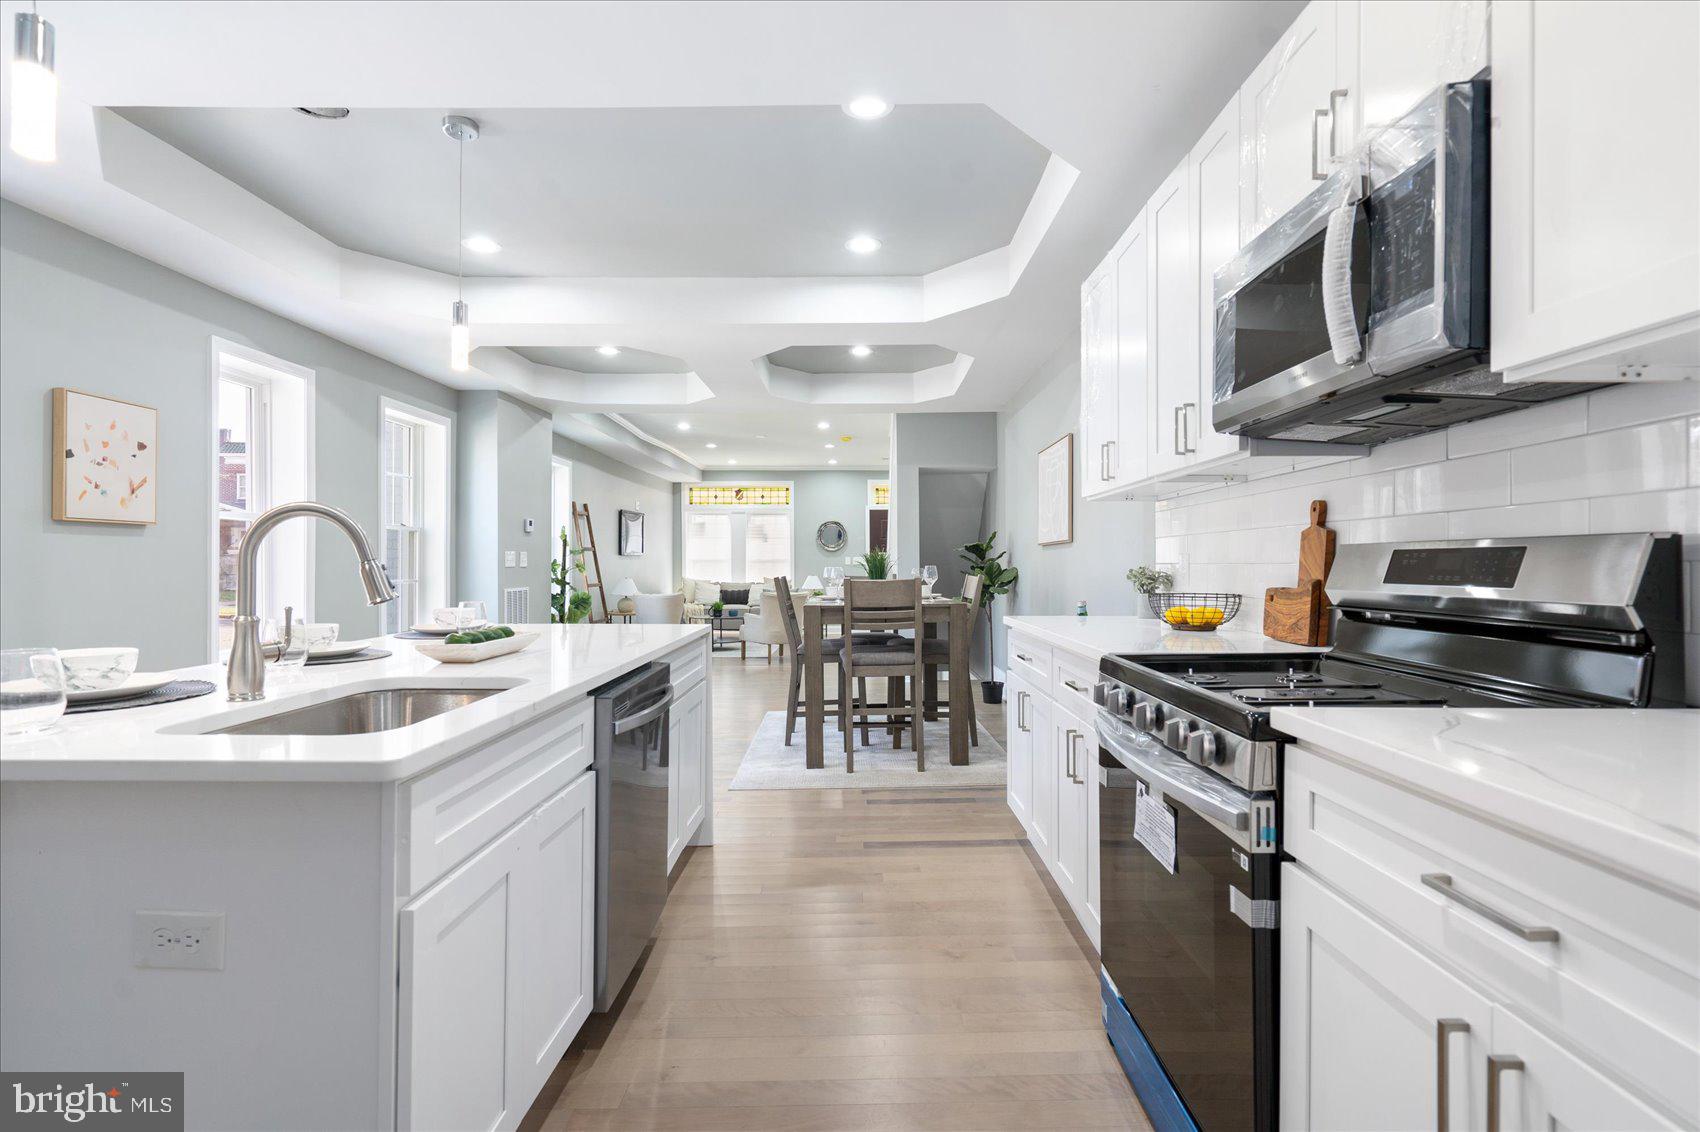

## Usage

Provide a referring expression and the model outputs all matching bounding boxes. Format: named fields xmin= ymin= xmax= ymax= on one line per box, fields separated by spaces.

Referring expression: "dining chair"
xmin=908 ymin=573 xmax=981 ymax=745
xmin=774 ymin=575 xmax=849 ymax=745
xmin=840 ymin=578 xmax=927 ymax=772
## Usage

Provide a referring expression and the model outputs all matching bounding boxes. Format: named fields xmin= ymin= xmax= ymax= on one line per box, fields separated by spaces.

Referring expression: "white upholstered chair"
xmin=629 ymin=592 xmax=686 ymax=624
xmin=738 ymin=589 xmax=790 ymax=661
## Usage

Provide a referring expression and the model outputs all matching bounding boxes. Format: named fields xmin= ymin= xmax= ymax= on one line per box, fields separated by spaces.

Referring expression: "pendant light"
xmin=11 ymin=3 xmax=57 ymax=163
xmin=443 ymin=114 xmax=479 ymax=371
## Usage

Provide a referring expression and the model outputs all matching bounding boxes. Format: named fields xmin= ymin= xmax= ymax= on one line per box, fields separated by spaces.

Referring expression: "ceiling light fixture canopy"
xmin=10 ymin=5 xmax=57 ymax=162
xmin=444 ymin=114 xmax=480 ymax=372
xmin=844 ymin=234 xmax=881 ymax=255
xmin=676 ymin=422 xmax=691 ymax=431
xmin=849 ymin=344 xmax=872 ymax=358
xmin=461 ymin=234 xmax=500 ymax=254
xmin=596 ymin=344 xmax=621 ymax=357
xmin=816 ymin=421 xmax=830 ymax=430
xmin=843 ymin=96 xmax=892 ymax=121
xmin=705 ymin=443 xmax=718 ymax=449
xmin=828 ymin=458 xmax=838 ymax=465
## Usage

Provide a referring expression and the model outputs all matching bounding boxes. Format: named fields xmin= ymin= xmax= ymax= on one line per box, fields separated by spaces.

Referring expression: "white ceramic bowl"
xmin=54 ymin=647 xmax=139 ymax=692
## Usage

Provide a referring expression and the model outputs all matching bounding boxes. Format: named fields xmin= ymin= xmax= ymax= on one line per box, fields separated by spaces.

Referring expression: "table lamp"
xmin=802 ymin=575 xmax=823 ymax=593
xmin=610 ymin=577 xmax=639 ymax=614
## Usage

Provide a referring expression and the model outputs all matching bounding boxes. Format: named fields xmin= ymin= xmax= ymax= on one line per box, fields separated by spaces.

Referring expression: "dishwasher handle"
xmin=613 ymin=688 xmax=674 ymax=735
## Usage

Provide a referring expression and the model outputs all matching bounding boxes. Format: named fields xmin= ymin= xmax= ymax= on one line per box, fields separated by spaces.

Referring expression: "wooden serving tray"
xmin=413 ymin=631 xmax=539 ymax=664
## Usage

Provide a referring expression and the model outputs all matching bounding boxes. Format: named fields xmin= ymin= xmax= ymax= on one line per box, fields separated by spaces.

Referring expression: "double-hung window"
xmin=681 ymin=483 xmax=793 ymax=583
xmin=378 ymin=400 xmax=453 ymax=635
xmin=381 ymin=416 xmax=423 ymax=633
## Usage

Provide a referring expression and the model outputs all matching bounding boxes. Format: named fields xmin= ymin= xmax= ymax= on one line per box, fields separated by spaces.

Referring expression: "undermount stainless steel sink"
xmin=205 ymin=688 xmax=502 ymax=736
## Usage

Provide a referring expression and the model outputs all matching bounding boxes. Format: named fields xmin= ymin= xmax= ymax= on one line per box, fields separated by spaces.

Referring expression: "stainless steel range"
xmin=1093 ymin=533 xmax=1685 ymax=1132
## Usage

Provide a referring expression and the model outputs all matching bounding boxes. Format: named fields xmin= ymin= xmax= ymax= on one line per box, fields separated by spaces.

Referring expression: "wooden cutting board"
xmin=1264 ymin=499 xmax=1336 ymax=646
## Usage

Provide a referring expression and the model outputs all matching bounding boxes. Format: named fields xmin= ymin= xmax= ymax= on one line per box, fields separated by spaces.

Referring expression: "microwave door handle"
xmin=1321 ymin=203 xmax=1365 ymax=366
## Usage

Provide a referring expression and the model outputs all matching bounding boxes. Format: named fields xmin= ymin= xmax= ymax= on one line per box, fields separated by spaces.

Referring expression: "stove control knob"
xmin=1163 ymin=718 xmax=1193 ymax=750
xmin=1098 ymin=684 xmax=1130 ymax=714
xmin=1187 ymin=729 xmax=1224 ymax=765
xmin=1132 ymin=702 xmax=1163 ymax=732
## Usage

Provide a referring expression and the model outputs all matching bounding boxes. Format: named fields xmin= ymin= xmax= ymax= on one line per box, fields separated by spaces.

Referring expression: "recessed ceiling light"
xmin=461 ymin=235 xmax=501 ymax=255
xmin=843 ymin=96 xmax=892 ymax=121
xmin=728 ymin=458 xmax=738 ymax=465
xmin=676 ymin=422 xmax=691 ymax=431
xmin=828 ymin=458 xmax=838 ymax=465
xmin=816 ymin=421 xmax=830 ymax=430
xmin=596 ymin=344 xmax=621 ymax=357
xmin=295 ymin=107 xmax=350 ymax=120
xmin=849 ymin=344 xmax=872 ymax=358
xmin=705 ymin=442 xmax=718 ymax=449
xmin=845 ymin=234 xmax=882 ymax=255
xmin=824 ymin=443 xmax=836 ymax=449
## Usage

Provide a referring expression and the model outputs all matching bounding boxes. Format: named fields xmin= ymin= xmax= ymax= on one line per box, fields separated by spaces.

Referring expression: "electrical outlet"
xmin=133 ymin=911 xmax=224 ymax=970
xmin=518 ymin=551 xmax=528 ymax=568
xmin=504 ymin=550 xmax=517 ymax=568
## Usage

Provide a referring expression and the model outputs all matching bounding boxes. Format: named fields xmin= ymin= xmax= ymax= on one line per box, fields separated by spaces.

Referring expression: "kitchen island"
xmin=0 ymin=623 xmax=711 ymax=1132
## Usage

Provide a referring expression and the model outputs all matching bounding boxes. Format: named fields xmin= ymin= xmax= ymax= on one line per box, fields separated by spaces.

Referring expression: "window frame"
xmin=378 ymin=396 xmax=454 ymax=636
xmin=681 ymin=480 xmax=795 ymax=584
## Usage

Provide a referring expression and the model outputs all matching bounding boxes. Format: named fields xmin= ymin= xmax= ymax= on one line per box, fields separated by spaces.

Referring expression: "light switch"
xmin=504 ymin=551 xmax=517 ymax=568
xmin=519 ymin=551 xmax=529 ymax=568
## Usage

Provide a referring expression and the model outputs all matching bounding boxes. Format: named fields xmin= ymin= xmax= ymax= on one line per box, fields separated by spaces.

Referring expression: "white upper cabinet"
xmin=1490 ymin=0 xmax=1700 ymax=383
xmin=1147 ymin=160 xmax=1198 ymax=478
xmin=1111 ymin=213 xmax=1151 ymax=488
xmin=1191 ymin=94 xmax=1244 ymax=466
xmin=1079 ymin=263 xmax=1118 ymax=493
xmin=1344 ymin=0 xmax=1488 ymax=144
xmin=1239 ymin=1 xmax=1347 ymax=240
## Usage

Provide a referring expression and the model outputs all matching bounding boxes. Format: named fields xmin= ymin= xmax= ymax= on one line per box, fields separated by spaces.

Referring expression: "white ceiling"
xmin=0 ymin=0 xmax=1304 ymax=479
xmin=621 ymin=410 xmax=892 ymax=471
xmin=512 ymin=345 xmax=689 ymax=375
xmin=767 ymin=344 xmax=957 ymax=374
xmin=115 ymin=105 xmax=1050 ymax=278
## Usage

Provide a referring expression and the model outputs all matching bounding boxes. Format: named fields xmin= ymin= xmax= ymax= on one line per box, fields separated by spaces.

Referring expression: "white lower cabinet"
xmin=1487 ymin=1005 xmax=1678 ymax=1131
xmin=398 ymin=770 xmax=595 ymax=1132
xmin=667 ymin=676 xmax=707 ymax=869
xmin=1282 ymin=864 xmax=1493 ymax=1131
xmin=1005 ymin=631 xmax=1100 ymax=951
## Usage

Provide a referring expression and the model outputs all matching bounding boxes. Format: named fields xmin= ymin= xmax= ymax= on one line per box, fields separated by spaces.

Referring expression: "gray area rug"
xmin=730 ymin=710 xmax=1007 ymax=790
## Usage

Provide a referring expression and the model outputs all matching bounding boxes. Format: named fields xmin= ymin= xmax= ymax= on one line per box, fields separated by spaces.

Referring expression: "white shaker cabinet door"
xmin=1491 ymin=0 xmax=1700 ymax=382
xmin=1487 ymin=1006 xmax=1678 ymax=1131
xmin=1111 ymin=211 xmax=1151 ymax=488
xmin=1346 ymin=0 xmax=1488 ymax=142
xmin=1191 ymin=93 xmax=1244 ymax=466
xmin=1005 ymin=675 xmax=1033 ymax=834
xmin=675 ymin=678 xmax=707 ymax=841
xmin=1239 ymin=0 xmax=1344 ymax=240
xmin=1281 ymin=865 xmax=1494 ymax=1132
xmin=1050 ymin=710 xmax=1091 ymax=923
xmin=1026 ymin=690 xmax=1056 ymax=867
xmin=1147 ymin=158 xmax=1198 ymax=479
xmin=1080 ymin=265 xmax=1119 ymax=495
xmin=515 ymin=773 xmax=596 ymax=1106
xmin=398 ymin=817 xmax=527 ymax=1132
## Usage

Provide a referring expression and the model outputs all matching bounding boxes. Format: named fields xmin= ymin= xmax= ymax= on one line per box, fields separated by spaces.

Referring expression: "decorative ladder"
xmin=569 ymin=503 xmax=610 ymax=624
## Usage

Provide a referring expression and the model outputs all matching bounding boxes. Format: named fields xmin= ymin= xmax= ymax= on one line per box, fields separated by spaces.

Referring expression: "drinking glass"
xmin=921 ymin=565 xmax=939 ymax=596
xmin=261 ymin=617 xmax=310 ymax=669
xmin=822 ymin=567 xmax=844 ymax=600
xmin=1 ymin=648 xmax=67 ymax=734
xmin=458 ymin=600 xmax=488 ymax=627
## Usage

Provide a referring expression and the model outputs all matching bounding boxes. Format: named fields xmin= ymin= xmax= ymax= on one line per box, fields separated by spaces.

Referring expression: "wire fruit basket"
xmin=1148 ymin=592 xmax=1242 ymax=631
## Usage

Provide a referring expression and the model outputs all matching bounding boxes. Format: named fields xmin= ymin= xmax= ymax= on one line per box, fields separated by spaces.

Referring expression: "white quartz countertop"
xmin=0 ymin=624 xmax=707 ymax=784
xmin=1273 ymin=706 xmax=1700 ymax=899
xmin=1003 ymin=614 xmax=1325 ymax=659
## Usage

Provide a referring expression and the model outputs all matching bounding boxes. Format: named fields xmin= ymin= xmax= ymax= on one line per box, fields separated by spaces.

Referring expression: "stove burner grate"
xmin=1180 ymin=670 xmax=1230 ymax=686
xmin=1275 ymin=669 xmax=1324 ymax=685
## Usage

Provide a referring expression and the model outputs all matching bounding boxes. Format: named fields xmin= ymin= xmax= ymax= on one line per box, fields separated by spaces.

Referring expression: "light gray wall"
xmin=455 ymin=391 xmax=553 ymax=620
xmin=685 ymin=468 xmax=880 ymax=583
xmin=0 ymin=202 xmax=461 ymax=669
xmin=553 ymin=434 xmax=676 ymax=596
xmin=455 ymin=393 xmax=500 ymax=617
xmin=890 ymin=412 xmax=998 ymax=569
xmin=990 ymin=334 xmax=1155 ymax=671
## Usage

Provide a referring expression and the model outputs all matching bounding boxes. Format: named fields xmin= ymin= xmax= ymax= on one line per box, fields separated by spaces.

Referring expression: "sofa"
xmin=680 ymin=577 xmax=762 ymax=621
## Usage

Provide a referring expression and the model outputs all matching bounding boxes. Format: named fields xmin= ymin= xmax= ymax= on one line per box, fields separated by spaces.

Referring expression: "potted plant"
xmin=551 ymin=529 xmax=590 ymax=624
xmin=857 ymin=547 xmax=892 ymax=580
xmin=958 ymin=531 xmax=1018 ymax=704
xmin=566 ymin=589 xmax=593 ymax=624
xmin=1127 ymin=566 xmax=1174 ymax=618
xmin=710 ymin=599 xmax=725 ymax=617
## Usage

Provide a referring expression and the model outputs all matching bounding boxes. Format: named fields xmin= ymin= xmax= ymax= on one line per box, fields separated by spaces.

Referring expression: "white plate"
xmin=66 ymin=672 xmax=175 ymax=704
xmin=414 ymin=631 xmax=538 ymax=664
xmin=307 ymin=638 xmax=377 ymax=659
xmin=409 ymin=621 xmax=488 ymax=637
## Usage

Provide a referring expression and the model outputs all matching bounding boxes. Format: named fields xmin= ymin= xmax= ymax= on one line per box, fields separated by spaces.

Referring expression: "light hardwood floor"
xmin=522 ymin=653 xmax=1148 ymax=1131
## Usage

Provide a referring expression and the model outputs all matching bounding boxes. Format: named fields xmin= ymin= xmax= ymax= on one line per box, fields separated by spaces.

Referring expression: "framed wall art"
xmin=1036 ymin=432 xmax=1073 ymax=546
xmin=52 ymin=388 xmax=158 ymax=525
xmin=618 ymin=508 xmax=646 ymax=555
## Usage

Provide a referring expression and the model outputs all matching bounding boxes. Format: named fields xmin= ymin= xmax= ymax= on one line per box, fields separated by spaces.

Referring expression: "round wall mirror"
xmin=816 ymin=520 xmax=848 ymax=552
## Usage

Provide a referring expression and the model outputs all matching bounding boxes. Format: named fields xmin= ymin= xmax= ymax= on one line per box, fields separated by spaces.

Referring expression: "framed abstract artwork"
xmin=618 ymin=508 xmax=646 ymax=556
xmin=52 ymin=388 xmax=158 ymax=525
xmin=1036 ymin=432 xmax=1073 ymax=546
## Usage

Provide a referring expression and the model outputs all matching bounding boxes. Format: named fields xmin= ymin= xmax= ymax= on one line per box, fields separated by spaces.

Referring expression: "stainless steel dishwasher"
xmin=591 ymin=661 xmax=673 ymax=1011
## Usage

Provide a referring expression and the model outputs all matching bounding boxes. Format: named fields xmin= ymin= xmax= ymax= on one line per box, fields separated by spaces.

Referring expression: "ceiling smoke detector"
xmin=295 ymin=107 xmax=350 ymax=120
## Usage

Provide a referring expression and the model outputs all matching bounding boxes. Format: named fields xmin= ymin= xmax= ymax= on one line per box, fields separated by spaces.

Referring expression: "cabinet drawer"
xmin=1050 ymin=648 xmax=1100 ymax=720
xmin=1007 ymin=633 xmax=1051 ymax=687
xmin=1285 ymin=745 xmax=1699 ymax=1124
xmin=663 ymin=637 xmax=707 ymax=695
xmin=400 ymin=698 xmax=594 ymax=897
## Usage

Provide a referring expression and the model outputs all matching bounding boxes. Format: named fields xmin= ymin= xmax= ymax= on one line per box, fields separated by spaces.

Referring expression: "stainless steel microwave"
xmin=1211 ymin=78 xmax=1605 ymax=446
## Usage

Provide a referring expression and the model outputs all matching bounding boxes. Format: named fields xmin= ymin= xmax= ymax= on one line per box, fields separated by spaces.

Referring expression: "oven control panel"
xmin=1096 ymin=679 xmax=1277 ymax=794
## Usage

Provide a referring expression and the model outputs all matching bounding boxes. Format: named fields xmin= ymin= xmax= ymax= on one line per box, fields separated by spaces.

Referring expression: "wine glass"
xmin=921 ymin=565 xmax=939 ymax=596
xmin=458 ymin=600 xmax=488 ymax=628
xmin=1 ymin=648 xmax=67 ymax=734
xmin=822 ymin=567 xmax=844 ymax=600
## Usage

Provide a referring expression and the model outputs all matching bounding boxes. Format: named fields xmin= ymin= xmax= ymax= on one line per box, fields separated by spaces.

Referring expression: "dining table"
xmin=802 ymin=596 xmax=975 ymax=769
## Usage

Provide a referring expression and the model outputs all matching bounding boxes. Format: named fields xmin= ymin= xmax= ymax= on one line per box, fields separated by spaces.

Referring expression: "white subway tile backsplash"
xmin=1446 ymin=500 xmax=1589 ymax=538
xmin=1395 ymin=451 xmax=1510 ymax=514
xmin=1587 ymin=382 xmax=1700 ymax=433
xmin=1320 ymin=471 xmax=1396 ymax=520
xmin=1349 ymin=430 xmax=1448 ymax=474
xmin=1509 ymin=418 xmax=1691 ymax=503
xmin=1587 ymin=488 xmax=1700 ymax=536
xmin=1448 ymin=397 xmax=1587 ymax=459
xmin=1331 ymin=514 xmax=1450 ymax=544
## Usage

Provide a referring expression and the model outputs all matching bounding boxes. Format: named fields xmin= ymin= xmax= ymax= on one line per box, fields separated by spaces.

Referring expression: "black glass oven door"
xmin=1101 ymin=747 xmax=1277 ymax=1132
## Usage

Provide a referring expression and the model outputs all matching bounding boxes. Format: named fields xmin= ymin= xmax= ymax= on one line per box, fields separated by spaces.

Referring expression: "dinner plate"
xmin=307 ymin=638 xmax=377 ymax=659
xmin=408 ymin=621 xmax=488 ymax=637
xmin=65 ymin=672 xmax=175 ymax=704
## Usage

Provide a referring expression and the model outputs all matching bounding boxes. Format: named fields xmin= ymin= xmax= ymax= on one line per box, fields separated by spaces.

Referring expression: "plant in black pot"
xmin=959 ymin=531 xmax=1018 ymax=705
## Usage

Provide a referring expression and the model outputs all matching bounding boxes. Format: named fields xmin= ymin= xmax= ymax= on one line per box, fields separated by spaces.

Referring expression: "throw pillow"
xmin=680 ymin=578 xmax=698 ymax=602
xmin=696 ymin=581 xmax=721 ymax=606
xmin=720 ymin=585 xmax=751 ymax=607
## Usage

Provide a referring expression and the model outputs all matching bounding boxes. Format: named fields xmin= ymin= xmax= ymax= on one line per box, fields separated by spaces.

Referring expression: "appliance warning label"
xmin=1134 ymin=781 xmax=1178 ymax=874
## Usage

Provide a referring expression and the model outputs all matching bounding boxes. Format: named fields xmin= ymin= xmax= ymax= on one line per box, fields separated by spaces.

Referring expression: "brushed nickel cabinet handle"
xmin=1015 ymin=652 xmax=1033 ymax=664
xmin=1435 ymin=1018 xmax=1470 ymax=1132
xmin=1182 ymin=402 xmax=1197 ymax=453
xmin=1328 ymin=88 xmax=1349 ymax=160
xmin=1486 ymin=1054 xmax=1524 ymax=1132
xmin=1063 ymin=679 xmax=1089 ymax=693
xmin=1099 ymin=441 xmax=1110 ymax=481
xmin=1421 ymin=874 xmax=1559 ymax=943
xmin=1017 ymin=691 xmax=1028 ymax=732
xmin=1063 ymin=729 xmax=1077 ymax=780
xmin=1173 ymin=405 xmax=1186 ymax=454
xmin=1106 ymin=439 xmax=1116 ymax=478
xmin=1072 ymin=730 xmax=1086 ymax=784
xmin=1313 ymin=107 xmax=1329 ymax=179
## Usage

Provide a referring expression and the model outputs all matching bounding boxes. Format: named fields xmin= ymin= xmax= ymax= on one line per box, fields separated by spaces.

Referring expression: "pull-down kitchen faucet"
xmin=226 ymin=502 xmax=396 ymax=701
